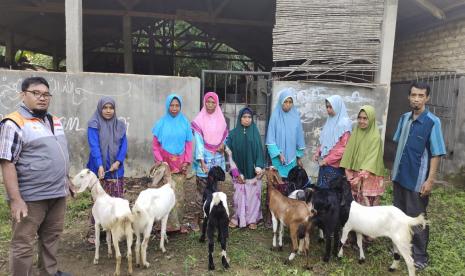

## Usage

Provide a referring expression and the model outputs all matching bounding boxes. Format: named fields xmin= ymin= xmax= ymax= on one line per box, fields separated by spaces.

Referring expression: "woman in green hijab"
xmin=340 ymin=105 xmax=386 ymax=207
xmin=227 ymin=107 xmax=265 ymax=230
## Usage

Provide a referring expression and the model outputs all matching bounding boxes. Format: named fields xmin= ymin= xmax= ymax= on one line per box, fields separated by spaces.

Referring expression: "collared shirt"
xmin=392 ymin=109 xmax=446 ymax=192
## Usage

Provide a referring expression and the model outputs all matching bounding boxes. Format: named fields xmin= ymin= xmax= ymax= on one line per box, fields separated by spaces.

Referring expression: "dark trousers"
xmin=10 ymin=197 xmax=66 ymax=276
xmin=393 ymin=182 xmax=429 ymax=263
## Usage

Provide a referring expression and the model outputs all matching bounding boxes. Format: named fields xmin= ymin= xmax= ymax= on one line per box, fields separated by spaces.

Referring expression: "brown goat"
xmin=265 ymin=167 xmax=315 ymax=263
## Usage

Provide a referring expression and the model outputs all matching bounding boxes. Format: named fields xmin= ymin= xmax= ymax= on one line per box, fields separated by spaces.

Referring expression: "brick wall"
xmin=392 ymin=19 xmax=465 ymax=82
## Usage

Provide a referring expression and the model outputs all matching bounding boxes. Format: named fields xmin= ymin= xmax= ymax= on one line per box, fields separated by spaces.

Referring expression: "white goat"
xmin=132 ymin=162 xmax=176 ymax=268
xmin=72 ymin=169 xmax=133 ymax=276
xmin=337 ymin=201 xmax=426 ymax=276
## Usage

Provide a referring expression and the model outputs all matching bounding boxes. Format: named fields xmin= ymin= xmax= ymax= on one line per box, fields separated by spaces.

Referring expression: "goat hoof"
xmin=323 ymin=256 xmax=330 ymax=262
xmin=108 ymin=253 xmax=113 ymax=258
xmin=388 ymin=267 xmax=396 ymax=272
xmin=135 ymin=263 xmax=140 ymax=268
xmin=284 ymin=259 xmax=291 ymax=265
xmin=199 ymin=237 xmax=206 ymax=243
xmin=278 ymin=246 xmax=283 ymax=252
xmin=93 ymin=258 xmax=99 ymax=265
xmin=318 ymin=238 xmax=324 ymax=243
xmin=143 ymin=262 xmax=150 ymax=268
xmin=161 ymin=248 xmax=166 ymax=253
xmin=305 ymin=265 xmax=313 ymax=270
xmin=358 ymin=258 xmax=365 ymax=264
xmin=208 ymin=264 xmax=215 ymax=271
xmin=221 ymin=256 xmax=230 ymax=269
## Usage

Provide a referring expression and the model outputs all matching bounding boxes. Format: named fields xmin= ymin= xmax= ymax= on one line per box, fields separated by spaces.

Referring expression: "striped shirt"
xmin=391 ymin=109 xmax=446 ymax=192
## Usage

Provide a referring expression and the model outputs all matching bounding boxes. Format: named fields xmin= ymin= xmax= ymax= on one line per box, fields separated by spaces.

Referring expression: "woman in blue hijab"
xmin=312 ymin=95 xmax=352 ymax=188
xmin=266 ymin=88 xmax=305 ymax=194
xmin=152 ymin=93 xmax=193 ymax=232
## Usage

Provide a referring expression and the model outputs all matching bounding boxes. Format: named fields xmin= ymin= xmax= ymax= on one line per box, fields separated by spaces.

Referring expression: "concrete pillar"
xmin=4 ymin=31 xmax=14 ymax=67
xmin=65 ymin=0 xmax=83 ymax=72
xmin=376 ymin=0 xmax=398 ymax=141
xmin=376 ymin=0 xmax=398 ymax=84
xmin=123 ymin=15 xmax=133 ymax=74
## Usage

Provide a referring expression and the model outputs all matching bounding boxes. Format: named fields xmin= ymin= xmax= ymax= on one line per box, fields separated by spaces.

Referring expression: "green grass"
xmin=1 ymin=183 xmax=465 ymax=275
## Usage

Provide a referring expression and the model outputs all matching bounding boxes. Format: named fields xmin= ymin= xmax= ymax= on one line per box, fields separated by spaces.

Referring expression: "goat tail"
xmin=212 ymin=192 xmax=222 ymax=206
xmin=132 ymin=205 xmax=148 ymax=223
xmin=408 ymin=213 xmax=427 ymax=230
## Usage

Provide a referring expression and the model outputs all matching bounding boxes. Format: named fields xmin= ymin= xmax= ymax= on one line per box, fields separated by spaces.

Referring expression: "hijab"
xmin=266 ymin=88 xmax=305 ymax=164
xmin=340 ymin=105 xmax=386 ymax=176
xmin=227 ymin=107 xmax=265 ymax=179
xmin=319 ymin=95 xmax=352 ymax=157
xmin=87 ymin=97 xmax=127 ymax=165
xmin=191 ymin=92 xmax=228 ymax=152
xmin=152 ymin=94 xmax=193 ymax=155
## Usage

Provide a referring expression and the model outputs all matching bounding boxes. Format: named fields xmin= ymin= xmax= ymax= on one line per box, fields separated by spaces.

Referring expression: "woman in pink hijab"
xmin=191 ymin=92 xmax=228 ymax=230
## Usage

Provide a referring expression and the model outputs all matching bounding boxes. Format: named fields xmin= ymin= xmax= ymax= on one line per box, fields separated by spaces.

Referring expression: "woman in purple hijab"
xmin=86 ymin=96 xmax=128 ymax=244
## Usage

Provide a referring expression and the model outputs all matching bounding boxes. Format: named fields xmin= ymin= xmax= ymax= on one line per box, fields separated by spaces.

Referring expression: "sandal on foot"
xmin=229 ymin=222 xmax=238 ymax=228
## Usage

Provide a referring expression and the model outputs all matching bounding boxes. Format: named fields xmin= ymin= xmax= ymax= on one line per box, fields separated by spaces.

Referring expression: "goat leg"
xmin=141 ymin=226 xmax=151 ymax=268
xmin=389 ymin=243 xmax=401 ymax=272
xmin=356 ymin=232 xmax=365 ymax=263
xmin=208 ymin=241 xmax=215 ymax=270
xmin=199 ymin=215 xmax=208 ymax=243
xmin=285 ymin=224 xmax=298 ymax=265
xmin=106 ymin=231 xmax=113 ymax=259
xmin=323 ymin=231 xmax=332 ymax=262
xmin=94 ymin=223 xmax=100 ymax=265
xmin=160 ymin=215 xmax=168 ymax=253
xmin=278 ymin=220 xmax=284 ymax=251
xmin=220 ymin=236 xmax=230 ymax=269
xmin=126 ymin=224 xmax=133 ymax=275
xmin=271 ymin=214 xmax=278 ymax=250
xmin=135 ymin=233 xmax=141 ymax=267
xmin=112 ymin=230 xmax=121 ymax=276
xmin=333 ymin=225 xmax=341 ymax=258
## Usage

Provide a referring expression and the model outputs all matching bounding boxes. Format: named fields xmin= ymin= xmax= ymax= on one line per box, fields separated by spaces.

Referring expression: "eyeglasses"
xmin=24 ymin=90 xmax=53 ymax=99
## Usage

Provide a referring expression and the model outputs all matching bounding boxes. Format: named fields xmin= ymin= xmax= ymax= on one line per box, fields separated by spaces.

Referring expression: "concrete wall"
xmin=392 ymin=18 xmax=465 ymax=81
xmin=0 ymin=70 xmax=200 ymax=176
xmin=272 ymin=81 xmax=389 ymax=178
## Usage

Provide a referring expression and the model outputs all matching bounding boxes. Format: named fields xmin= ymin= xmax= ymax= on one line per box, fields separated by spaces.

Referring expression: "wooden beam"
xmin=0 ymin=3 xmax=272 ymax=27
xmin=413 ymin=0 xmax=446 ymax=20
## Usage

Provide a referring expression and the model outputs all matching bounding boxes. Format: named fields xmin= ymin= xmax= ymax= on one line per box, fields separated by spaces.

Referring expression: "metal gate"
xmin=415 ymin=71 xmax=458 ymax=175
xmin=201 ymin=70 xmax=272 ymax=144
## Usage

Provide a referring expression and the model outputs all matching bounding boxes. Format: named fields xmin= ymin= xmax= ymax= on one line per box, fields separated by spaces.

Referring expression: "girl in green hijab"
xmin=340 ymin=105 xmax=386 ymax=207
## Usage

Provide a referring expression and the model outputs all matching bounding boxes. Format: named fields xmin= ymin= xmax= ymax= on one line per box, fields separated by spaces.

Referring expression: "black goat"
xmin=199 ymin=166 xmax=230 ymax=270
xmin=309 ymin=175 xmax=352 ymax=262
xmin=287 ymin=166 xmax=310 ymax=195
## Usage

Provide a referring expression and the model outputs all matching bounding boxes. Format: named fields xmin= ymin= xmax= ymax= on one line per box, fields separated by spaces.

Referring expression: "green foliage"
xmin=15 ymin=50 xmax=53 ymax=69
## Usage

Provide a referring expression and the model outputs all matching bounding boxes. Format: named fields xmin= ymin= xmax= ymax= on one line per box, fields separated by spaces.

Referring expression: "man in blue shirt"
xmin=392 ymin=81 xmax=446 ymax=270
